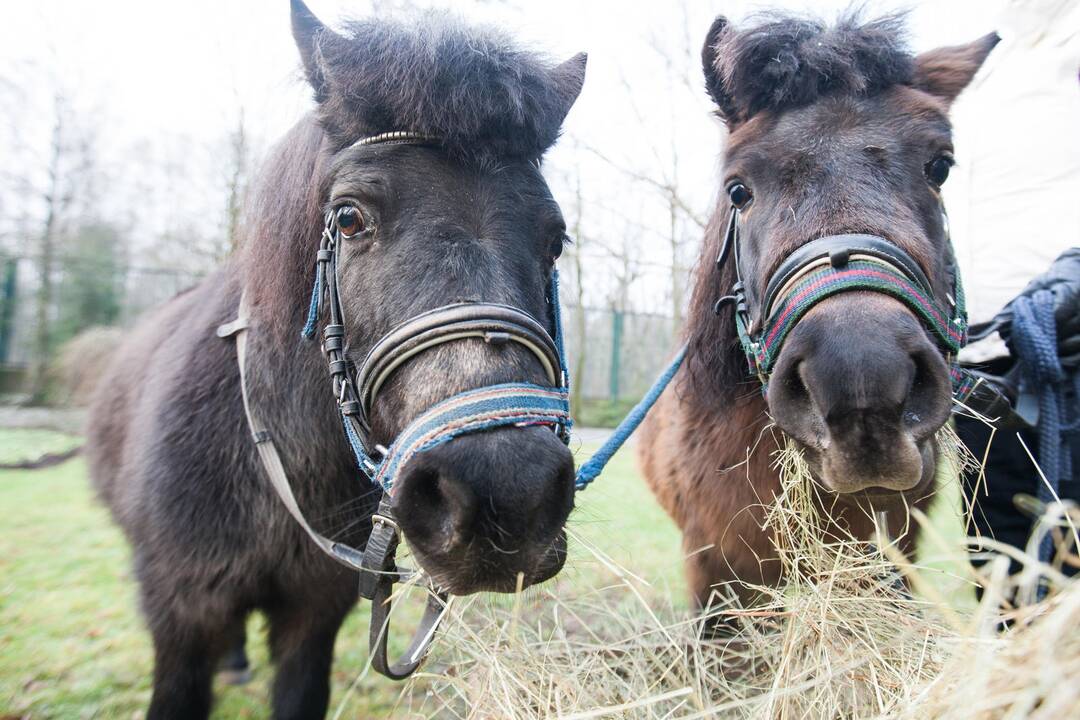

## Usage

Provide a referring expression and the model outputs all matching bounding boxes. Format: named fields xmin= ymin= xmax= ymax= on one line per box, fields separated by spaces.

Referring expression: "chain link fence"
xmin=561 ymin=306 xmax=678 ymax=404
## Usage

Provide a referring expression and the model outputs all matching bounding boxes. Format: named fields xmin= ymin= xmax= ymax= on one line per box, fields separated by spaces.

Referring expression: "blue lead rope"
xmin=1011 ymin=290 xmax=1078 ymax=565
xmin=574 ymin=345 xmax=687 ymax=490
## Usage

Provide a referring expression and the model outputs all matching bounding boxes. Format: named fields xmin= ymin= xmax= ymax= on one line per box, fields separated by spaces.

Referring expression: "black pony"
xmin=86 ymin=2 xmax=586 ymax=717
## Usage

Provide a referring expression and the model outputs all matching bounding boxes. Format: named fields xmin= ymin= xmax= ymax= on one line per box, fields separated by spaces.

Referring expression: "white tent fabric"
xmin=945 ymin=0 xmax=1080 ymax=362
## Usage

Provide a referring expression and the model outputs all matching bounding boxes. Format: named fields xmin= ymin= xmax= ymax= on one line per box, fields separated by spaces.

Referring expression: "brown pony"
xmin=639 ymin=13 xmax=997 ymax=608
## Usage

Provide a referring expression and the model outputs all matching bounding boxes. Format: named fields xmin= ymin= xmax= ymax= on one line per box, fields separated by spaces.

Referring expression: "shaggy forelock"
xmin=310 ymin=12 xmax=576 ymax=159
xmin=714 ymin=12 xmax=914 ymax=123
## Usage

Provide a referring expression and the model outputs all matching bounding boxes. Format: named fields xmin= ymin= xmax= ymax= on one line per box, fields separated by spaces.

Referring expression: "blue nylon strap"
xmin=574 ymin=345 xmax=687 ymax=490
xmin=353 ymin=383 xmax=571 ymax=494
xmin=551 ymin=270 xmax=568 ymax=384
xmin=301 ymin=264 xmax=322 ymax=339
xmin=341 ymin=413 xmax=378 ymax=479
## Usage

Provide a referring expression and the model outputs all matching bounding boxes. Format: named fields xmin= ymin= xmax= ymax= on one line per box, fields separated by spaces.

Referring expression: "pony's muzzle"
xmin=390 ymin=424 xmax=574 ymax=594
xmin=767 ymin=295 xmax=952 ymax=494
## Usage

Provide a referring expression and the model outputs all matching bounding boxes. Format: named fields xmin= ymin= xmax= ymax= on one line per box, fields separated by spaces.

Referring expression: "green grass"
xmin=573 ymin=398 xmax=639 ymax=429
xmin=0 ymin=436 xmax=680 ymax=719
xmin=0 ymin=432 xmax=970 ymax=718
xmin=0 ymin=429 xmax=80 ymax=465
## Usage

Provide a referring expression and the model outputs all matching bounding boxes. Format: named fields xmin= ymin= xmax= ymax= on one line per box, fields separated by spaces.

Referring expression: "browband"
xmin=349 ymin=131 xmax=439 ymax=149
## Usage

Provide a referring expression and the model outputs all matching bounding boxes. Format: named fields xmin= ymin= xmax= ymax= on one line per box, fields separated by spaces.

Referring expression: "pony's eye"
xmin=549 ymin=233 xmax=568 ymax=260
xmin=336 ymin=206 xmax=365 ymax=237
xmin=925 ymin=156 xmax=952 ymax=186
xmin=727 ymin=182 xmax=753 ymax=209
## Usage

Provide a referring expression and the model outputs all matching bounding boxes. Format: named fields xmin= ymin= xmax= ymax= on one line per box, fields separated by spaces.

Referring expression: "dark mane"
xmin=307 ymin=12 xmax=579 ymax=159
xmin=241 ymin=114 xmax=326 ymax=341
xmin=710 ymin=12 xmax=914 ymax=123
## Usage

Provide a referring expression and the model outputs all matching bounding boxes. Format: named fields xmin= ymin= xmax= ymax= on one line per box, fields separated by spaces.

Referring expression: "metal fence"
xmin=561 ymin=306 xmax=678 ymax=402
xmin=0 ymin=256 xmax=203 ymax=367
xmin=0 ymin=256 xmax=678 ymax=403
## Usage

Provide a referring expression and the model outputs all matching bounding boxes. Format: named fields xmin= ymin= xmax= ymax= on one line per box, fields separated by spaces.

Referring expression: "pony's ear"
xmin=290 ymin=0 xmax=333 ymax=99
xmin=701 ymin=15 xmax=740 ymax=125
xmin=549 ymin=52 xmax=588 ymax=125
xmin=912 ymin=32 xmax=1000 ymax=105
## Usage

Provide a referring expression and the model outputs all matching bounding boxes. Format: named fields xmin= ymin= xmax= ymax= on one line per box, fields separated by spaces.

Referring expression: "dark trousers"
xmin=956 ymin=414 xmax=1079 ymax=575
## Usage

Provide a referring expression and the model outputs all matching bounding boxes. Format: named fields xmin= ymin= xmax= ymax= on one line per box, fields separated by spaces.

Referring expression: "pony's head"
xmin=248 ymin=1 xmax=586 ymax=594
xmin=688 ymin=12 xmax=996 ymax=498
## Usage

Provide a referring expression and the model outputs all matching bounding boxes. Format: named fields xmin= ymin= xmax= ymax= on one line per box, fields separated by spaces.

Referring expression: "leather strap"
xmin=218 ymin=297 xmax=366 ymax=573
xmin=355 ymin=302 xmax=562 ymax=422
xmin=370 ymin=576 xmax=450 ymax=679
xmin=363 ymin=497 xmax=451 ymax=679
xmin=218 ymin=295 xmax=447 ymax=679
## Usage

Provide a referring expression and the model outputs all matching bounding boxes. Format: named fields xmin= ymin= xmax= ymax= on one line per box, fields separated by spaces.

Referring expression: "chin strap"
xmin=362 ymin=495 xmax=452 ymax=680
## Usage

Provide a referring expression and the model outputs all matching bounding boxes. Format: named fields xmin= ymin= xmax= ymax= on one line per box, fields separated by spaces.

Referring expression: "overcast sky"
xmin=2 ymin=0 xmax=1003 ymax=309
xmin=1 ymin=0 xmax=1000 ymax=146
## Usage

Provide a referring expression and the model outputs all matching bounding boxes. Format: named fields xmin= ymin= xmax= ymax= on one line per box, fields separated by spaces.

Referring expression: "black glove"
xmin=990 ymin=248 xmax=1080 ymax=369
xmin=961 ymin=367 xmax=1034 ymax=430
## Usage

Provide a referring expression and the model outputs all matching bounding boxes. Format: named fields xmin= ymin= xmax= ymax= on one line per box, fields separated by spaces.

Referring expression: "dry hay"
xmin=369 ymin=427 xmax=1079 ymax=719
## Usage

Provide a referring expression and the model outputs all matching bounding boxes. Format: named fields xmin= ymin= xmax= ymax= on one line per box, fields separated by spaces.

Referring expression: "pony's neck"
xmin=690 ymin=376 xmax=774 ymax=470
xmin=241 ymin=113 xmax=329 ymax=345
xmin=236 ymin=115 xmax=357 ymax=472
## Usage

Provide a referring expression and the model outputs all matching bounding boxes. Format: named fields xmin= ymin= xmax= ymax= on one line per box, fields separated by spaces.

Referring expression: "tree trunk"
xmin=27 ymin=110 xmax=64 ymax=405
xmin=668 ymin=192 xmax=683 ymax=332
xmin=224 ymin=108 xmax=248 ymax=256
xmin=569 ymin=174 xmax=587 ymax=420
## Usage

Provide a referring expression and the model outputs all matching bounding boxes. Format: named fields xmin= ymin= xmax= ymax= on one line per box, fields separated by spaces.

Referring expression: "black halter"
xmin=301 ymin=206 xmax=569 ymax=471
xmin=292 ymin=131 xmax=572 ymax=679
xmin=713 ymin=203 xmax=979 ymax=401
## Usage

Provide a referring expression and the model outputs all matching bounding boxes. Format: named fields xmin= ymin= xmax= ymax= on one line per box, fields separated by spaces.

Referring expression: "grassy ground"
xmin=0 ymin=430 xmax=969 ymax=718
xmin=0 ymin=429 xmax=80 ymax=465
xmin=0 ymin=432 xmax=682 ymax=719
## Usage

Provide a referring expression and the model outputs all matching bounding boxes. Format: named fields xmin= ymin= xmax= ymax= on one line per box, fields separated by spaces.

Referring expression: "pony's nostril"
xmin=439 ymin=472 xmax=481 ymax=542
xmin=902 ymin=344 xmax=951 ymax=440
xmin=396 ymin=463 xmax=480 ymax=549
xmin=791 ymin=360 xmax=814 ymax=410
xmin=768 ymin=356 xmax=829 ymax=450
xmin=904 ymin=352 xmax=928 ymax=424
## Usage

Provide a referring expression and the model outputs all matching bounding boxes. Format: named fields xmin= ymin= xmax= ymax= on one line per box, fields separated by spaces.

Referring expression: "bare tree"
xmin=573 ymin=0 xmax=712 ymax=333
xmin=562 ymin=160 xmax=589 ymax=419
xmin=222 ymin=104 xmax=250 ymax=255
xmin=26 ymin=91 xmax=96 ymax=403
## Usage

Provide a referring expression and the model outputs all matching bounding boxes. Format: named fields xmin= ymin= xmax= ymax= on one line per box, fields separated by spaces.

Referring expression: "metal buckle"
xmin=371 ymin=513 xmax=400 ymax=535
